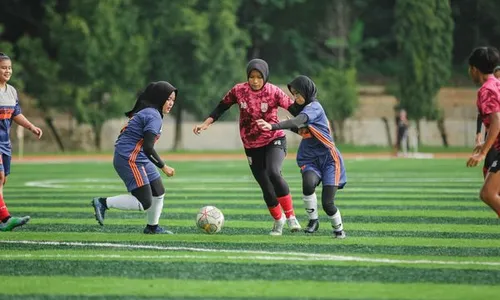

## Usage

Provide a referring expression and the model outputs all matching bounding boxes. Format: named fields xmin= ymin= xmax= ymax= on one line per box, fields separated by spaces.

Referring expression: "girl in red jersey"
xmin=474 ymin=66 xmax=500 ymax=178
xmin=193 ymin=59 xmax=301 ymax=235
xmin=467 ymin=47 xmax=500 ymax=217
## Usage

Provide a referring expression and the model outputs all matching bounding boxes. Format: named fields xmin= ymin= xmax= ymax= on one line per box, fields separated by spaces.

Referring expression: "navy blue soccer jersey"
xmin=296 ymin=101 xmax=346 ymax=187
xmin=115 ymin=107 xmax=162 ymax=163
xmin=296 ymin=102 xmax=336 ymax=161
xmin=0 ymin=84 xmax=22 ymax=156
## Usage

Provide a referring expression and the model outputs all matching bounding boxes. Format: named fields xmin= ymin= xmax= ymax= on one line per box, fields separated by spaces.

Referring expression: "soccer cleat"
xmin=143 ymin=225 xmax=174 ymax=234
xmin=286 ymin=216 xmax=302 ymax=232
xmin=333 ymin=230 xmax=346 ymax=239
xmin=91 ymin=197 xmax=107 ymax=226
xmin=304 ymin=219 xmax=319 ymax=234
xmin=0 ymin=216 xmax=30 ymax=232
xmin=269 ymin=214 xmax=286 ymax=236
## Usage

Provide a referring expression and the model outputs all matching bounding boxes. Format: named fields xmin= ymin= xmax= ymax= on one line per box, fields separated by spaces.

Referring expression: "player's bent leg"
xmin=302 ymin=170 xmax=320 ymax=233
xmin=322 ymin=185 xmax=345 ymax=239
xmin=267 ymin=145 xmax=299 ymax=231
xmin=144 ymin=178 xmax=173 ymax=234
xmin=247 ymin=146 xmax=287 ymax=235
xmin=479 ymin=170 xmax=500 ymax=218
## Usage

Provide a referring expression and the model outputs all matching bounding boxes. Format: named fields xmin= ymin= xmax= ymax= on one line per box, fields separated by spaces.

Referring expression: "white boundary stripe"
xmin=1 ymin=240 xmax=499 ymax=267
xmin=24 ymin=177 xmax=483 ymax=189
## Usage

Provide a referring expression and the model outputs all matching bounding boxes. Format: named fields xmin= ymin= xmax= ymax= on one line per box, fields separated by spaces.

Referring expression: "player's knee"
xmin=302 ymin=184 xmax=315 ymax=196
xmin=479 ymin=189 xmax=492 ymax=202
xmin=322 ymin=200 xmax=338 ymax=216
xmin=138 ymin=197 xmax=152 ymax=210
xmin=267 ymin=169 xmax=282 ymax=183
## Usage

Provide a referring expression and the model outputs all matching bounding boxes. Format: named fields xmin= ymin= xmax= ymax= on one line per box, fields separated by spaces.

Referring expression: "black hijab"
xmin=125 ymin=81 xmax=177 ymax=118
xmin=287 ymin=75 xmax=318 ymax=116
xmin=246 ymin=59 xmax=269 ymax=85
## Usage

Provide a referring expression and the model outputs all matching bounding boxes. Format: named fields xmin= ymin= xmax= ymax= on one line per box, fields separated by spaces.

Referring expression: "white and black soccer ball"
xmin=196 ymin=206 xmax=224 ymax=234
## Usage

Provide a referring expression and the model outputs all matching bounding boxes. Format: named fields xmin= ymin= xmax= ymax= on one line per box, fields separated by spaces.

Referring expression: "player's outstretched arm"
xmin=193 ymin=117 xmax=214 ymax=135
xmin=256 ymin=114 xmax=308 ymax=132
xmin=475 ymin=113 xmax=483 ymax=147
xmin=143 ymin=131 xmax=174 ymax=177
xmin=12 ymin=114 xmax=43 ymax=139
xmin=468 ymin=112 xmax=500 ymax=167
xmin=194 ymin=88 xmax=236 ymax=135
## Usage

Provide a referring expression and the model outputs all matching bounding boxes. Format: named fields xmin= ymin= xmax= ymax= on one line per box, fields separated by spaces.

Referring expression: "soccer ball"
xmin=196 ymin=206 xmax=224 ymax=234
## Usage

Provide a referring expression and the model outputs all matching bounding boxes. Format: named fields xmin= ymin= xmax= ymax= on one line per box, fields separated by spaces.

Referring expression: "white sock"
xmin=106 ymin=194 xmax=144 ymax=211
xmin=303 ymin=193 xmax=318 ymax=220
xmin=328 ymin=209 xmax=343 ymax=232
xmin=147 ymin=194 xmax=164 ymax=226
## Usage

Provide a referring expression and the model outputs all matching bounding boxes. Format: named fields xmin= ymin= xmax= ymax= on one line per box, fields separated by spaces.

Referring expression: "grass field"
xmin=1 ymin=157 xmax=499 ymax=299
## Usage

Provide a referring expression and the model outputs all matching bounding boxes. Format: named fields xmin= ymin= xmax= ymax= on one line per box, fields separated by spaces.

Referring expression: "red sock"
xmin=277 ymin=194 xmax=295 ymax=218
xmin=268 ymin=204 xmax=283 ymax=220
xmin=0 ymin=194 xmax=10 ymax=221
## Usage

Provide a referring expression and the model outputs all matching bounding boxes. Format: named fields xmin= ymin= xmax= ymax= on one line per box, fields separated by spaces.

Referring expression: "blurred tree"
xmin=16 ymin=35 xmax=65 ymax=150
xmin=136 ymin=0 xmax=249 ymax=150
xmin=315 ymin=67 xmax=358 ymax=143
xmin=44 ymin=0 xmax=149 ymax=150
xmin=451 ymin=0 xmax=500 ymax=67
xmin=0 ymin=25 xmax=23 ymax=90
xmin=394 ymin=0 xmax=454 ymax=146
xmin=1 ymin=4 xmax=67 ymax=151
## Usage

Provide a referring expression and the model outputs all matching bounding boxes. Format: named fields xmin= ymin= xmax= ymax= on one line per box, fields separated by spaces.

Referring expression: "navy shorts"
xmin=298 ymin=151 xmax=346 ymax=188
xmin=113 ymin=153 xmax=161 ymax=192
xmin=0 ymin=153 xmax=11 ymax=176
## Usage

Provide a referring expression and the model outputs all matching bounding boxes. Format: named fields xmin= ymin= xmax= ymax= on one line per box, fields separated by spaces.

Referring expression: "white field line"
xmin=24 ymin=178 xmax=480 ymax=192
xmin=1 ymin=240 xmax=499 ymax=267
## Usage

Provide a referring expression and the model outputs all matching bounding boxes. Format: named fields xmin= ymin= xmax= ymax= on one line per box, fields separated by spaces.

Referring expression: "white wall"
xmin=99 ymin=118 xmax=478 ymax=151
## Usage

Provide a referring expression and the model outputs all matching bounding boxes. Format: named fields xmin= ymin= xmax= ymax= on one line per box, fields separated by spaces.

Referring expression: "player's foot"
xmin=333 ymin=230 xmax=346 ymax=239
xmin=0 ymin=216 xmax=30 ymax=232
xmin=143 ymin=225 xmax=173 ymax=234
xmin=304 ymin=219 xmax=319 ymax=234
xmin=286 ymin=216 xmax=301 ymax=232
xmin=269 ymin=214 xmax=286 ymax=236
xmin=91 ymin=197 xmax=107 ymax=226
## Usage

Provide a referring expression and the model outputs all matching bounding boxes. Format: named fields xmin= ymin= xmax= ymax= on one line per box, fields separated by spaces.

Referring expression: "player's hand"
xmin=162 ymin=165 xmax=175 ymax=177
xmin=29 ymin=125 xmax=43 ymax=139
xmin=256 ymin=119 xmax=272 ymax=131
xmin=466 ymin=152 xmax=485 ymax=167
xmin=472 ymin=143 xmax=483 ymax=155
xmin=193 ymin=123 xmax=210 ymax=135
xmin=475 ymin=133 xmax=483 ymax=147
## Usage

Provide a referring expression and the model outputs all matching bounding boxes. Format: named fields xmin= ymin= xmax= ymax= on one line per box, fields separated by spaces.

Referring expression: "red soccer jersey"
xmin=221 ymin=82 xmax=294 ymax=149
xmin=477 ymin=75 xmax=500 ymax=151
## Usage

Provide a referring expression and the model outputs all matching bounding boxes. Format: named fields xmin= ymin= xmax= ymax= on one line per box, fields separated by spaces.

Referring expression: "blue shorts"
xmin=0 ymin=153 xmax=11 ymax=176
xmin=113 ymin=153 xmax=161 ymax=192
xmin=298 ymin=151 xmax=346 ymax=188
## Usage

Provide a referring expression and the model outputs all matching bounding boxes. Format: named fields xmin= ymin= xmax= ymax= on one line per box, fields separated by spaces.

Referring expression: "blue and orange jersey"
xmin=114 ymin=107 xmax=162 ymax=162
xmin=296 ymin=101 xmax=342 ymax=162
xmin=0 ymin=84 xmax=21 ymax=156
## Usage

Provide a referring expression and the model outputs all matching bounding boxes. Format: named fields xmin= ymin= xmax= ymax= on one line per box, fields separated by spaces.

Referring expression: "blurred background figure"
xmin=394 ymin=109 xmax=409 ymax=157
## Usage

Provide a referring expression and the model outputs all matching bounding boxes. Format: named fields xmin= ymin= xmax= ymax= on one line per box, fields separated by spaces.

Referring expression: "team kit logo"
xmin=261 ymin=102 xmax=268 ymax=112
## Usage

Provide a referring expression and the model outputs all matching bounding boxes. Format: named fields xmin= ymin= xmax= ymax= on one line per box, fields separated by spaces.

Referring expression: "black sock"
xmin=147 ymin=224 xmax=158 ymax=229
xmin=1 ymin=216 xmax=11 ymax=223
xmin=98 ymin=197 xmax=108 ymax=209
